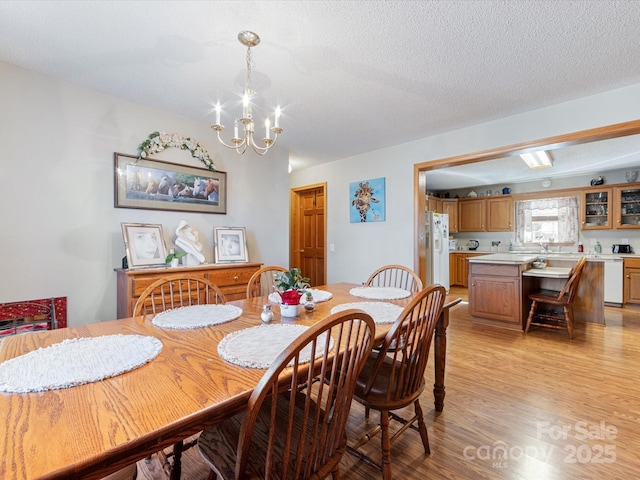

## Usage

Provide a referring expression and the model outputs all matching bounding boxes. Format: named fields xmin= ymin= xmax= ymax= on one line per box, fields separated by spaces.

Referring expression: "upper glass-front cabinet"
xmin=581 ymin=188 xmax=611 ymax=230
xmin=615 ymin=186 xmax=640 ymax=229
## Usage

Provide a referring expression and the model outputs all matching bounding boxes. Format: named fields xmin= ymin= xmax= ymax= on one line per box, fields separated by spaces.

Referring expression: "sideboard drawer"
xmin=115 ymin=263 xmax=263 ymax=318
xmin=207 ymin=268 xmax=258 ymax=288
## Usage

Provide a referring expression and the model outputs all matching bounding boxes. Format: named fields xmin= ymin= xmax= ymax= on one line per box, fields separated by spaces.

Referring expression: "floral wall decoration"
xmin=138 ymin=131 xmax=215 ymax=171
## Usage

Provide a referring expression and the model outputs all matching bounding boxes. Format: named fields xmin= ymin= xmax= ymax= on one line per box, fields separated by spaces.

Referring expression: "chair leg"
xmin=413 ymin=399 xmax=430 ymax=455
xmin=564 ymin=306 xmax=574 ymax=339
xmin=169 ymin=440 xmax=184 ymax=480
xmin=331 ymin=465 xmax=341 ymax=479
xmin=380 ymin=410 xmax=392 ymax=480
xmin=525 ymin=300 xmax=537 ymax=333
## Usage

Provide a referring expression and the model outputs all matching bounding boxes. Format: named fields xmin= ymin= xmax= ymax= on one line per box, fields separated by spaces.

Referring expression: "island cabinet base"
xmin=115 ymin=263 xmax=263 ymax=319
xmin=468 ymin=262 xmax=531 ymax=330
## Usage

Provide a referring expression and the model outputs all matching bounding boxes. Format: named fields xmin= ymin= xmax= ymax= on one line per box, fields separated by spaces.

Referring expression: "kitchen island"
xmin=468 ymin=253 xmax=604 ymax=330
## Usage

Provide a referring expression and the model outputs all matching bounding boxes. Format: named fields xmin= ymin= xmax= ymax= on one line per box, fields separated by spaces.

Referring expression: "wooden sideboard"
xmin=115 ymin=263 xmax=263 ymax=318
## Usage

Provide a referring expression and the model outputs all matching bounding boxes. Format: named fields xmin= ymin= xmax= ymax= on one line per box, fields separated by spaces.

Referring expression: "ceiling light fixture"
xmin=520 ymin=150 xmax=553 ymax=169
xmin=211 ymin=31 xmax=282 ymax=156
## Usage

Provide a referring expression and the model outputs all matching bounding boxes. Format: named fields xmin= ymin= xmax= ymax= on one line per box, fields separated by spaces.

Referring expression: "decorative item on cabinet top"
xmin=213 ymin=227 xmax=249 ymax=263
xmin=121 ymin=223 xmax=168 ymax=270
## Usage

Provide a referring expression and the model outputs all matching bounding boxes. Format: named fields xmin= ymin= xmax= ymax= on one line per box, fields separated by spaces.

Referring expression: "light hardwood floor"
xmin=136 ymin=287 xmax=640 ymax=479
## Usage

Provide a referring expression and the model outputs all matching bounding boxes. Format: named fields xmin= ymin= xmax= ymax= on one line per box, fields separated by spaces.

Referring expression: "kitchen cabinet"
xmin=458 ymin=198 xmax=485 ymax=232
xmin=442 ymin=199 xmax=459 ymax=232
xmin=115 ymin=263 xmax=263 ymax=318
xmin=468 ymin=262 xmax=527 ymax=330
xmin=624 ymin=257 xmax=640 ymax=305
xmin=458 ymin=196 xmax=513 ymax=232
xmin=581 ymin=187 xmax=612 ymax=229
xmin=614 ymin=184 xmax=640 ymax=229
xmin=486 ymin=196 xmax=513 ymax=231
xmin=427 ymin=195 xmax=443 ymax=214
xmin=450 ymin=253 xmax=467 ymax=287
xmin=449 ymin=252 xmax=485 ymax=287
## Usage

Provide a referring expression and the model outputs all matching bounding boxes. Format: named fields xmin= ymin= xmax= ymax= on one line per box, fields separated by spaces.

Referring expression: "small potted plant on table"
xmin=273 ymin=268 xmax=310 ymax=317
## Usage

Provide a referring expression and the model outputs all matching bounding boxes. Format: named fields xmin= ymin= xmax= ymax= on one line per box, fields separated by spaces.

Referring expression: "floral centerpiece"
xmin=273 ymin=268 xmax=310 ymax=306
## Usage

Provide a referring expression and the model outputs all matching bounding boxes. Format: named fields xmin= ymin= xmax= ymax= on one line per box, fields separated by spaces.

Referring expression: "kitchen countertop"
xmin=456 ymin=250 xmax=628 ymax=262
xmin=467 ymin=253 xmax=539 ymax=264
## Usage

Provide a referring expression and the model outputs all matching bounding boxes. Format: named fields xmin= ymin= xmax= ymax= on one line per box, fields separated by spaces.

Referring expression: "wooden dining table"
xmin=0 ymin=282 xmax=460 ymax=479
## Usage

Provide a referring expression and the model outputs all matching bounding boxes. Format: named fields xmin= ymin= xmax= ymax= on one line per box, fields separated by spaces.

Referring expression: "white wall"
xmin=0 ymin=62 xmax=290 ymax=325
xmin=290 ymin=83 xmax=640 ymax=284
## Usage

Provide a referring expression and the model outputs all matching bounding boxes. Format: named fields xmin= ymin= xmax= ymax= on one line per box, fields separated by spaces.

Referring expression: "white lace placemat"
xmin=218 ymin=324 xmax=333 ymax=369
xmin=349 ymin=286 xmax=411 ymax=300
xmin=152 ymin=304 xmax=243 ymax=329
xmin=0 ymin=334 xmax=162 ymax=393
xmin=268 ymin=289 xmax=333 ymax=304
xmin=330 ymin=301 xmax=404 ymax=324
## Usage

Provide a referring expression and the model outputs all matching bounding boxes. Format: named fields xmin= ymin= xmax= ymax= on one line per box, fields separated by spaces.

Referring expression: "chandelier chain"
xmin=245 ymin=46 xmax=254 ymax=97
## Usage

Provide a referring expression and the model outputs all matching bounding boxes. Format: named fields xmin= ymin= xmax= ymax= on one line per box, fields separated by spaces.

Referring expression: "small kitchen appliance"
xmin=612 ymin=244 xmax=633 ymax=254
xmin=449 ymin=239 xmax=458 ymax=250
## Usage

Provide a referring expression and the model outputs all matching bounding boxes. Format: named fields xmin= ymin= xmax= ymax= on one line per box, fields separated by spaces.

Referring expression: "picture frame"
xmin=121 ymin=222 xmax=168 ymax=269
xmin=114 ymin=152 xmax=227 ymax=214
xmin=349 ymin=177 xmax=386 ymax=223
xmin=213 ymin=227 xmax=249 ymax=263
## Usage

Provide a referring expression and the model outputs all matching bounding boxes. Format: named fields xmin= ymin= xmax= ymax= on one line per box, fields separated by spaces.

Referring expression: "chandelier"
xmin=211 ymin=31 xmax=283 ymax=156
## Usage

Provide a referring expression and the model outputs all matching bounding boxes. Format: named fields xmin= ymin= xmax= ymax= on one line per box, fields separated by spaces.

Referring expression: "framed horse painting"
xmin=114 ymin=153 xmax=227 ymax=214
xmin=349 ymin=177 xmax=386 ymax=223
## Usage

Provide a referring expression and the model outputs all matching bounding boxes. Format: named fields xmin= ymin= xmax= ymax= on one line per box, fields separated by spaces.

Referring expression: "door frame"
xmin=290 ymin=182 xmax=327 ymax=283
xmin=413 ymin=119 xmax=640 ymax=283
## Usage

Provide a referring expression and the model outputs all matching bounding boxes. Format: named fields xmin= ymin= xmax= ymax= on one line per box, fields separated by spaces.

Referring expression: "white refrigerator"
xmin=425 ymin=211 xmax=450 ymax=291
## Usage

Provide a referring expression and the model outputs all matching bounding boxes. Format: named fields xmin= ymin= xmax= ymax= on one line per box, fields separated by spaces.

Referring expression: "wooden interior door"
xmin=290 ymin=183 xmax=326 ymax=287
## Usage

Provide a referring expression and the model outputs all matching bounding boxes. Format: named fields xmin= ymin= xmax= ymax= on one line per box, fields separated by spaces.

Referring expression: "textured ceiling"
xmin=1 ymin=0 xmax=640 ymax=175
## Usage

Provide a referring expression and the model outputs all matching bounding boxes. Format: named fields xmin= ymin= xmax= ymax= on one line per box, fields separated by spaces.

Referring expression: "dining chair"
xmin=133 ymin=274 xmax=227 ymax=317
xmin=132 ymin=274 xmax=226 ymax=479
xmin=365 ymin=264 xmax=424 ymax=293
xmin=524 ymin=256 xmax=587 ymax=339
xmin=347 ymin=284 xmax=446 ymax=480
xmin=197 ymin=309 xmax=376 ymax=480
xmin=245 ymin=265 xmax=288 ymax=298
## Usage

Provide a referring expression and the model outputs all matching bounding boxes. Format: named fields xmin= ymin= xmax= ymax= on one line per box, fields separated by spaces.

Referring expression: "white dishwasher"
xmin=603 ymin=258 xmax=624 ymax=307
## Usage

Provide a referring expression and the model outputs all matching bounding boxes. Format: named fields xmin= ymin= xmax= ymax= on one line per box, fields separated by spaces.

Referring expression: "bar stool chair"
xmin=525 ymin=256 xmax=587 ymax=339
